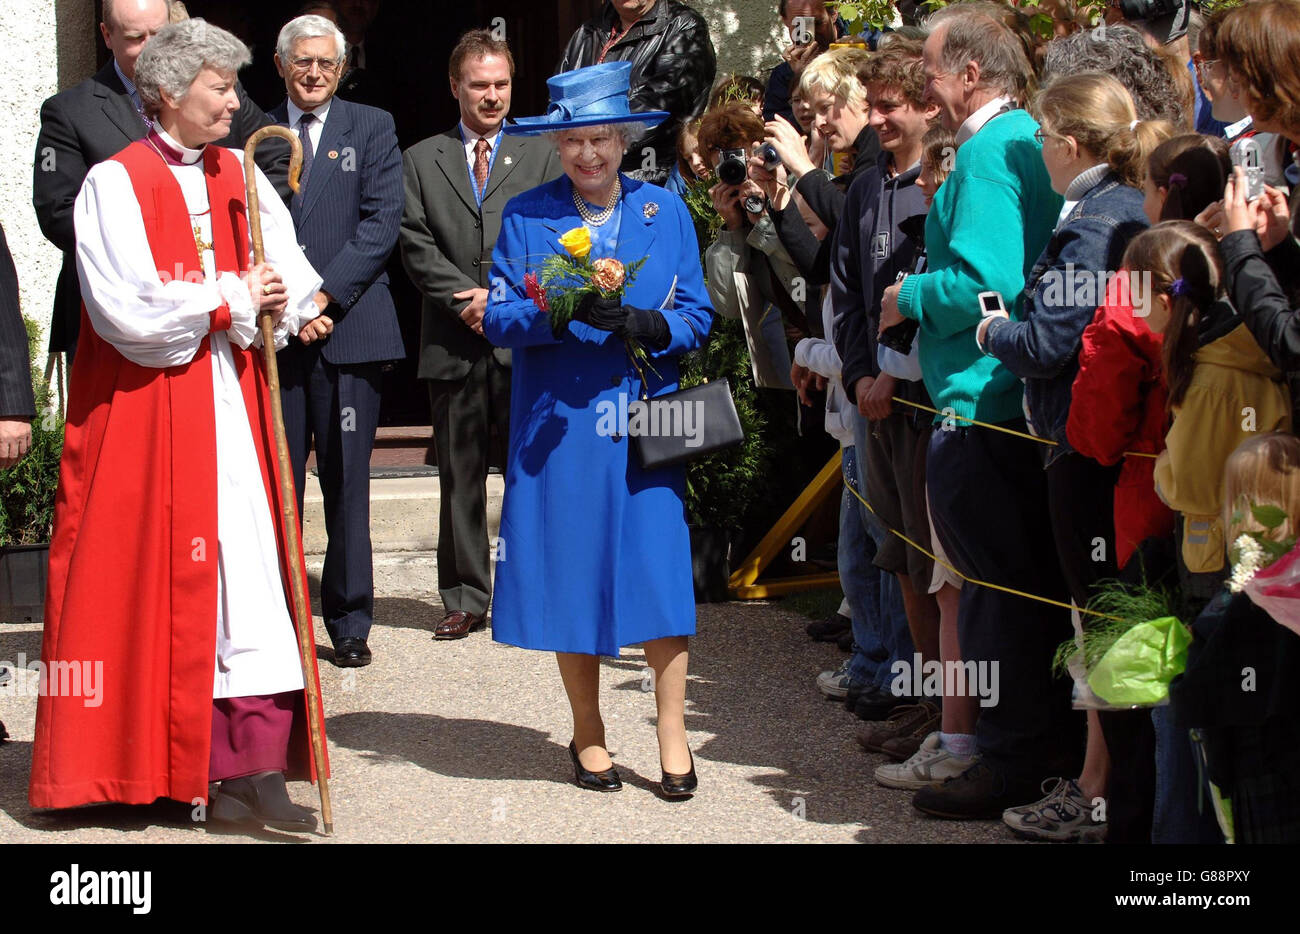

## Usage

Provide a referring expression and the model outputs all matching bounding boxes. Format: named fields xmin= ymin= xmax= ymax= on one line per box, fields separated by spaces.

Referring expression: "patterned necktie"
xmin=298 ymin=113 xmax=316 ymax=187
xmin=474 ymin=137 xmax=491 ymax=197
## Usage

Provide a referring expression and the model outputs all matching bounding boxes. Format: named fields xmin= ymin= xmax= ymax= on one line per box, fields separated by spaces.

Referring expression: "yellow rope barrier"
xmin=889 ymin=396 xmax=1159 ymax=460
xmin=841 ymin=464 xmax=1123 ymax=622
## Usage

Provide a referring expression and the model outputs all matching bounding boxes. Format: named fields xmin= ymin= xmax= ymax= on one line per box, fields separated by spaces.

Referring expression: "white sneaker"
xmin=816 ymin=661 xmax=858 ymax=699
xmin=873 ymin=732 xmax=974 ymax=790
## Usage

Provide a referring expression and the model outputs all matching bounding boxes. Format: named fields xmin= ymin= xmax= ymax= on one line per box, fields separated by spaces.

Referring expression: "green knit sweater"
xmin=896 ymin=109 xmax=1063 ymax=424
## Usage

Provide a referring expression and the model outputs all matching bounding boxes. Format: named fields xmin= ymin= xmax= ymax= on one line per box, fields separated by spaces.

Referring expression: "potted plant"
xmin=0 ymin=317 xmax=62 ymax=623
xmin=679 ymin=316 xmax=774 ymax=602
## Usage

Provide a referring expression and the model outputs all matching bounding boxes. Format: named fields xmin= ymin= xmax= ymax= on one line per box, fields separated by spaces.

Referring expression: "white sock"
xmin=939 ymin=732 xmax=977 ymax=758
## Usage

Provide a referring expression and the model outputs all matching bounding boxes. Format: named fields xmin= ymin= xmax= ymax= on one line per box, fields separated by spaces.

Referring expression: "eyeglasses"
xmin=1033 ymin=128 xmax=1055 ymax=144
xmin=1196 ymin=59 xmax=1220 ymax=82
xmin=290 ymin=56 xmax=342 ymax=74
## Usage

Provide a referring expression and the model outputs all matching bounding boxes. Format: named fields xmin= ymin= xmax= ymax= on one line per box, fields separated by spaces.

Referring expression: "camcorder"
xmin=878 ymin=272 xmax=919 ymax=354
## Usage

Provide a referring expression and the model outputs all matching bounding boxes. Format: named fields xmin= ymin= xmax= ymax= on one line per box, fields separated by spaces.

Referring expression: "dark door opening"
xmin=95 ymin=0 xmax=597 ymax=428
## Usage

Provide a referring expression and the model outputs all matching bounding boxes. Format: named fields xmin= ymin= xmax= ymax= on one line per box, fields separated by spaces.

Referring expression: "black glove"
xmin=573 ymin=293 xmax=628 ymax=331
xmin=615 ymin=307 xmax=671 ymax=351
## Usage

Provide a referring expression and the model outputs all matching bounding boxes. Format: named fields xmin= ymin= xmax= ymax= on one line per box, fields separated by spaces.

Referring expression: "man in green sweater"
xmin=876 ymin=6 xmax=1083 ymax=820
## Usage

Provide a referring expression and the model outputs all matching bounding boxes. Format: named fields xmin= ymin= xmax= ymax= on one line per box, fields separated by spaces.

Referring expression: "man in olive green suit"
xmin=400 ymin=28 xmax=561 ymax=639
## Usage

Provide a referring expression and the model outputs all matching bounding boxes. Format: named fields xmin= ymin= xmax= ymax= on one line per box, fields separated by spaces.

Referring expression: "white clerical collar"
xmin=154 ymin=125 xmax=204 ymax=164
xmin=288 ymin=98 xmax=332 ymax=129
xmin=956 ymin=96 xmax=1014 ymax=148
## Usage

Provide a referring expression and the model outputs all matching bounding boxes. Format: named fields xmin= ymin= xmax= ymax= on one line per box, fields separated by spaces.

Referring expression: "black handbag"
xmin=631 ymin=376 xmax=745 ymax=470
xmin=629 ymin=294 xmax=744 ymax=470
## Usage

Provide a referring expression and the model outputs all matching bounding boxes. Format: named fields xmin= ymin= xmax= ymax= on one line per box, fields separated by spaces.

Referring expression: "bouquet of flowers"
xmin=523 ymin=226 xmax=652 ymax=371
xmin=1228 ymin=501 xmax=1300 ymax=637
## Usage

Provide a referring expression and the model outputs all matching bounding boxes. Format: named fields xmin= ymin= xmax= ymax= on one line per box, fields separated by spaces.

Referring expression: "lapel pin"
xmin=643 ymin=202 xmax=659 ymax=218
xmin=328 ymin=150 xmax=339 ymax=160
xmin=504 ymin=155 xmax=513 ymax=165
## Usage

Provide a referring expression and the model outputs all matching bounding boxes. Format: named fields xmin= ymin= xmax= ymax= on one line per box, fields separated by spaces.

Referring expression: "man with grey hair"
xmin=1041 ymin=23 xmax=1188 ymax=128
xmin=269 ymin=13 xmax=404 ymax=669
xmin=33 ymin=0 xmax=289 ymax=366
xmin=875 ymin=4 xmax=1081 ymax=820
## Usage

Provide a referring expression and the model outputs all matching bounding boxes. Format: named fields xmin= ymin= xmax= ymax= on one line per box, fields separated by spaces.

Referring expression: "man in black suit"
xmin=270 ymin=13 xmax=404 ymax=668
xmin=32 ymin=0 xmax=289 ymax=364
xmin=400 ymin=29 xmax=561 ymax=640
xmin=0 ymin=221 xmax=30 ymax=743
xmin=0 ymin=223 xmax=35 ymax=471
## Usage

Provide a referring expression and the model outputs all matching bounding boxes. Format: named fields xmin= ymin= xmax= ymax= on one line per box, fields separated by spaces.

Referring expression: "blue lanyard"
xmin=460 ymin=126 xmax=502 ymax=207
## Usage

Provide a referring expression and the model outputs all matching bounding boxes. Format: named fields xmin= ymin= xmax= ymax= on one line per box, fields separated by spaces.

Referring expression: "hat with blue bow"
xmin=503 ymin=61 xmax=670 ymax=136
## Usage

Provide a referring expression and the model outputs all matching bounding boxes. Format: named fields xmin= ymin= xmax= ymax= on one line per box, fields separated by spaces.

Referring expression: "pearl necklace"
xmin=572 ymin=176 xmax=622 ymax=227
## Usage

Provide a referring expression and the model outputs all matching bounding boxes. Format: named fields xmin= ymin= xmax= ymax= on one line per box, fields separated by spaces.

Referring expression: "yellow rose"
xmin=558 ymin=226 xmax=592 ymax=260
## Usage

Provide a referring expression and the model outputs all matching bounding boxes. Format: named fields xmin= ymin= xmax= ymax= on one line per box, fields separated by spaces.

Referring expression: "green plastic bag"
xmin=1087 ymin=616 xmax=1192 ymax=707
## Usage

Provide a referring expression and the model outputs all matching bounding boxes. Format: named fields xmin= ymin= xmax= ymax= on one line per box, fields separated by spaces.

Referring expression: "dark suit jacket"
xmin=269 ymin=97 xmax=405 ymax=366
xmin=0 ymin=223 xmax=35 ymax=419
xmin=32 ymin=61 xmax=290 ymax=353
xmin=400 ymin=126 xmax=562 ymax=381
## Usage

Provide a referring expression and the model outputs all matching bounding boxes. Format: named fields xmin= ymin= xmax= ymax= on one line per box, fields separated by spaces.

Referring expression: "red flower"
xmin=524 ymin=272 xmax=549 ymax=312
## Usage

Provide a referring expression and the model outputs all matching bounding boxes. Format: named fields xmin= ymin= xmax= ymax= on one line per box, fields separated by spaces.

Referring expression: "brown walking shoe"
xmin=855 ymin=701 xmax=941 ymax=754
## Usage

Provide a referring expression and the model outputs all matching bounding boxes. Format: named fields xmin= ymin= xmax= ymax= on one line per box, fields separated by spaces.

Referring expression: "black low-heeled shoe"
xmin=209 ymin=770 xmax=318 ymax=833
xmin=568 ymin=741 xmax=622 ymax=791
xmin=659 ymin=750 xmax=697 ymax=798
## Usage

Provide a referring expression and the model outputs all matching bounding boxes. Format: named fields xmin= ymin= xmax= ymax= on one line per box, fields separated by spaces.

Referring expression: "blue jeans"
xmin=847 ymin=412 xmax=913 ymax=690
xmin=840 ymin=446 xmax=888 ymax=688
xmin=1151 ymin=704 xmax=1223 ymax=844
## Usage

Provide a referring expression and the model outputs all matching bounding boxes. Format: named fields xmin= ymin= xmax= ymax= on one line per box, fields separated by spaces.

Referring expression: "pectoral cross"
xmin=194 ymin=224 xmax=212 ymax=257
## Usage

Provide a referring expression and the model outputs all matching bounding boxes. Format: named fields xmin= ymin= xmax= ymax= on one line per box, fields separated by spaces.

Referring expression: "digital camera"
xmin=717 ymin=148 xmax=748 ymax=186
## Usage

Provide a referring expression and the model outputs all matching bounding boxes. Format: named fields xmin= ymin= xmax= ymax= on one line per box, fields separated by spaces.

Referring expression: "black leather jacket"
xmin=557 ymin=0 xmax=715 ymax=185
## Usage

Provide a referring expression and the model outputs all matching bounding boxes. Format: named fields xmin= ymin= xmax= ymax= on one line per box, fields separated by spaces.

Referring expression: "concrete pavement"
xmin=0 ymin=551 xmax=1012 ymax=844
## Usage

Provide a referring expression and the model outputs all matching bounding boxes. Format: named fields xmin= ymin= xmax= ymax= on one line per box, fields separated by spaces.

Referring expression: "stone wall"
xmin=1 ymin=0 xmax=97 ymax=358
xmin=700 ymin=0 xmax=788 ymax=87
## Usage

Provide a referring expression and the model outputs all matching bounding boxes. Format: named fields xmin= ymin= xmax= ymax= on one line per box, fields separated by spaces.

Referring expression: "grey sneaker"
xmin=1002 ymin=778 xmax=1106 ymax=842
xmin=874 ymin=732 xmax=975 ymax=790
xmin=816 ymin=660 xmax=859 ymax=699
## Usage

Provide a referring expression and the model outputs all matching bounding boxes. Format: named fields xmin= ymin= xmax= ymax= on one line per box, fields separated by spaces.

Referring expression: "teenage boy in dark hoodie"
xmin=831 ymin=40 xmax=944 ymax=736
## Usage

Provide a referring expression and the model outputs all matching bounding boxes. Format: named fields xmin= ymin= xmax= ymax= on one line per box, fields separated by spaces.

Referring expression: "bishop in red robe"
xmin=29 ymin=19 xmax=331 ymax=833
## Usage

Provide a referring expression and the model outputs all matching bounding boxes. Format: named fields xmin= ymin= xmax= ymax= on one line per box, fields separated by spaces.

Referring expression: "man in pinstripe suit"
xmin=270 ymin=13 xmax=405 ymax=668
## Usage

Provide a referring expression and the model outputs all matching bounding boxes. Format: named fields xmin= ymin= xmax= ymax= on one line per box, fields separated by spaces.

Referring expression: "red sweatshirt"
xmin=1066 ymin=274 xmax=1175 ymax=569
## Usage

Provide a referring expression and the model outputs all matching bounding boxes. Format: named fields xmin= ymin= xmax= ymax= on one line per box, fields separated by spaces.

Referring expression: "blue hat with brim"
xmin=503 ymin=61 xmax=670 ymax=136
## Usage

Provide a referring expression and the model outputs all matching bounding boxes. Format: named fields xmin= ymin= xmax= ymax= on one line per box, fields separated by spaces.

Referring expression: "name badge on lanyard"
xmin=462 ymin=128 xmax=501 ymax=207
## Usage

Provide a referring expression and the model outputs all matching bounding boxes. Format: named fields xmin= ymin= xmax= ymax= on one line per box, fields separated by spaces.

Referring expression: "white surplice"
xmin=73 ymin=129 xmax=323 ymax=699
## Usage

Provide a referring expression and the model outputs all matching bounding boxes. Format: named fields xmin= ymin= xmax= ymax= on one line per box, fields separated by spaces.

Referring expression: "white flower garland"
xmin=1229 ymin=534 xmax=1267 ymax=593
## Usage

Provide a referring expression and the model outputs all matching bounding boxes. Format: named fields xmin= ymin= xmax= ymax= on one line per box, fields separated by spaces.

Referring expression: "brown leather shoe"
xmin=433 ymin=610 xmax=486 ymax=640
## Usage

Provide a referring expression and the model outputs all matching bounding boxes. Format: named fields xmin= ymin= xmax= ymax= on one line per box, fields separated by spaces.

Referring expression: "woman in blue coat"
xmin=483 ymin=62 xmax=713 ymax=797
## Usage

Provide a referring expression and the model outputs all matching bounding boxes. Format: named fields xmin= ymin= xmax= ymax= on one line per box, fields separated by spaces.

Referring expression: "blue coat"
xmin=483 ymin=174 xmax=713 ymax=655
